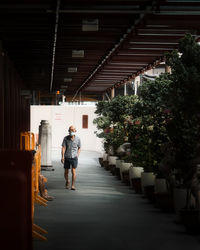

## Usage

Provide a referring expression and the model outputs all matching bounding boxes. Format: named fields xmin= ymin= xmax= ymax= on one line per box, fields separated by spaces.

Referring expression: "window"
xmin=82 ymin=115 xmax=88 ymax=129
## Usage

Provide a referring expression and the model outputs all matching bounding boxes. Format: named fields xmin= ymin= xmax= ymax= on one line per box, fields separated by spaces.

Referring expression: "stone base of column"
xmin=41 ymin=165 xmax=55 ymax=171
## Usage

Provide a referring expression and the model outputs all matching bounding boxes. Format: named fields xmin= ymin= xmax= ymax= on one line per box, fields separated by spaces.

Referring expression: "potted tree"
xmin=138 ymin=73 xmax=174 ymax=208
xmin=165 ymin=33 xmax=200 ymax=232
xmin=129 ymin=76 xmax=170 ymax=202
xmin=93 ymin=95 xmax=136 ymax=174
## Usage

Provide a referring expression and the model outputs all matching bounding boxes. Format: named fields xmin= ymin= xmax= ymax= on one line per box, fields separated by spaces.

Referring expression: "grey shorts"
xmin=64 ymin=157 xmax=78 ymax=169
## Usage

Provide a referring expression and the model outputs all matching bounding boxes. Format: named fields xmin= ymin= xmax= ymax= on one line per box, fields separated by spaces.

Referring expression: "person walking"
xmin=61 ymin=125 xmax=81 ymax=190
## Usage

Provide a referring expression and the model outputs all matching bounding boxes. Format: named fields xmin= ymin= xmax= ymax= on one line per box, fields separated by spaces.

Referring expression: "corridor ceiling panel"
xmin=0 ymin=0 xmax=200 ymax=100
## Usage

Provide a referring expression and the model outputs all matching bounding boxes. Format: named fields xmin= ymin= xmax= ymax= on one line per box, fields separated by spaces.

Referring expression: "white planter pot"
xmin=116 ymin=159 xmax=124 ymax=169
xmin=141 ymin=172 xmax=155 ymax=193
xmin=154 ymin=178 xmax=168 ymax=194
xmin=129 ymin=166 xmax=144 ymax=179
xmin=103 ymin=153 xmax=108 ymax=161
xmin=108 ymin=156 xmax=118 ymax=165
xmin=120 ymin=162 xmax=132 ymax=181
xmin=129 ymin=167 xmax=144 ymax=186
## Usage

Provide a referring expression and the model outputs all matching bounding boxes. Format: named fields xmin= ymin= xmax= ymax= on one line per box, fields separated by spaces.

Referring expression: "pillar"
xmin=10 ymin=62 xmax=16 ymax=149
xmin=39 ymin=120 xmax=52 ymax=168
xmin=15 ymin=75 xmax=20 ymax=149
xmin=4 ymin=55 xmax=11 ymax=148
xmin=111 ymin=87 xmax=115 ymax=99
xmin=0 ymin=41 xmax=4 ymax=149
xmin=124 ymin=83 xmax=127 ymax=96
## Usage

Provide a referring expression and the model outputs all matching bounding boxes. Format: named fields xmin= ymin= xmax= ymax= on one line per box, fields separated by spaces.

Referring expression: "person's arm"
xmin=77 ymin=147 xmax=81 ymax=158
xmin=77 ymin=138 xmax=81 ymax=157
xmin=61 ymin=137 xmax=67 ymax=163
xmin=61 ymin=146 xmax=65 ymax=163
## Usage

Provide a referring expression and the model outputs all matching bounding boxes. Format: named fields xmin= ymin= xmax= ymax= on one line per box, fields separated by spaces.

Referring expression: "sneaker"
xmin=65 ymin=181 xmax=70 ymax=189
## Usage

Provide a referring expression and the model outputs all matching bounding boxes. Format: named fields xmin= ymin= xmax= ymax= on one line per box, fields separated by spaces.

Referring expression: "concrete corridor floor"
xmin=34 ymin=150 xmax=200 ymax=250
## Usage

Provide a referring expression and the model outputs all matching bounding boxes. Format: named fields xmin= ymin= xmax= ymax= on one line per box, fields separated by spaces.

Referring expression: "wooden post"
xmin=10 ymin=62 xmax=16 ymax=149
xmin=4 ymin=55 xmax=11 ymax=148
xmin=0 ymin=41 xmax=4 ymax=149
xmin=16 ymin=77 xmax=20 ymax=149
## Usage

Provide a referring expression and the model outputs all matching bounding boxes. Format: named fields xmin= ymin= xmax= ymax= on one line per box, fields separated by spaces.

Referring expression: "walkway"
xmin=34 ymin=151 xmax=200 ymax=250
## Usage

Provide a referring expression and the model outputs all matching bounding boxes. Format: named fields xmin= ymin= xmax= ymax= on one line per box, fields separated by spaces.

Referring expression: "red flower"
xmin=104 ymin=128 xmax=110 ymax=133
xmin=135 ymin=120 xmax=141 ymax=125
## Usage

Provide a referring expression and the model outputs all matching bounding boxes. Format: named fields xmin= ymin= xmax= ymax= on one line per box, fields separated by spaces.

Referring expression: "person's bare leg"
xmin=71 ymin=168 xmax=76 ymax=189
xmin=64 ymin=169 xmax=70 ymax=188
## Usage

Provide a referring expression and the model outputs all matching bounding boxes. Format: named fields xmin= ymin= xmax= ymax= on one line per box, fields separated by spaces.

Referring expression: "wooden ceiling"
xmin=0 ymin=0 xmax=200 ymax=101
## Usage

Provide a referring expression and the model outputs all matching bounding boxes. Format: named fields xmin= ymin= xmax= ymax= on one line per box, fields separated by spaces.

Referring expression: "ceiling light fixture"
xmin=72 ymin=50 xmax=84 ymax=58
xmin=60 ymin=85 xmax=68 ymax=89
xmin=64 ymin=78 xmax=72 ymax=82
xmin=82 ymin=19 xmax=99 ymax=31
xmin=68 ymin=67 xmax=77 ymax=72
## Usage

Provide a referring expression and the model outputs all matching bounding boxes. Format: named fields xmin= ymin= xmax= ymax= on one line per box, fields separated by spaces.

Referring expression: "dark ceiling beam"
xmin=50 ymin=0 xmax=60 ymax=92
xmin=71 ymin=7 xmax=150 ymax=100
xmin=47 ymin=9 xmax=200 ymax=15
xmin=54 ymin=59 xmax=100 ymax=64
xmin=100 ymin=70 xmax=136 ymax=73
xmin=103 ymin=65 xmax=142 ymax=69
xmin=95 ymin=75 xmax=135 ymax=78
xmin=109 ymin=62 xmax=147 ymax=65
xmin=116 ymin=51 xmax=164 ymax=56
xmin=56 ymin=30 xmax=128 ymax=36
xmin=122 ymin=43 xmax=177 ymax=49
xmin=57 ymin=37 xmax=120 ymax=43
xmin=110 ymin=56 xmax=158 ymax=62
xmin=102 ymin=57 xmax=163 ymax=92
xmin=129 ymin=34 xmax=185 ymax=41
xmin=95 ymin=72 xmax=134 ymax=76
xmin=49 ymin=10 xmax=150 ymax=14
xmin=55 ymin=44 xmax=114 ymax=49
xmin=0 ymin=4 xmax=51 ymax=8
xmin=145 ymin=14 xmax=200 ymax=29
xmin=55 ymin=51 xmax=108 ymax=56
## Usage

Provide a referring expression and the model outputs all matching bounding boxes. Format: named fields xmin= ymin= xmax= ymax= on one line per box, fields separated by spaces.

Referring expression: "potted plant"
xmin=165 ymin=34 xmax=200 ymax=232
xmin=94 ymin=95 xmax=137 ymax=173
xmin=93 ymin=115 xmax=111 ymax=168
xmin=128 ymin=75 xmax=171 ymax=201
xmin=138 ymin=74 xmax=174 ymax=208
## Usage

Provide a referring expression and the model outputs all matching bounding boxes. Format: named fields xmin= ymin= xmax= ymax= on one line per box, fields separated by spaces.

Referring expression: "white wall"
xmin=31 ymin=105 xmax=103 ymax=153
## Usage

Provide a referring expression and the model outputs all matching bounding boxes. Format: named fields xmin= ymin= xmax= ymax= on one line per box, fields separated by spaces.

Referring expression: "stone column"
xmin=111 ymin=87 xmax=115 ymax=99
xmin=39 ymin=120 xmax=53 ymax=169
xmin=124 ymin=83 xmax=127 ymax=96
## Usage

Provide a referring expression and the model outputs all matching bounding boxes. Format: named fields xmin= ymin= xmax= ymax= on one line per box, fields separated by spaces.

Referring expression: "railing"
xmin=20 ymin=131 xmax=48 ymax=241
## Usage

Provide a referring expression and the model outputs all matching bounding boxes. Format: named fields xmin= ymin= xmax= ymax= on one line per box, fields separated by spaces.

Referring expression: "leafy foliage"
xmin=129 ymin=74 xmax=172 ymax=172
xmin=166 ymin=33 xmax=200 ymax=175
xmin=93 ymin=95 xmax=138 ymax=155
